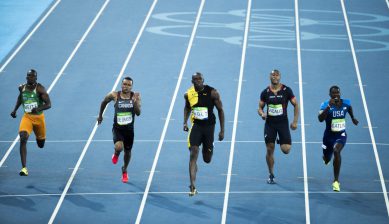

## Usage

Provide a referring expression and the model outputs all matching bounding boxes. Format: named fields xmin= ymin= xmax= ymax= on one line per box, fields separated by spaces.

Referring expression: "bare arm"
xmin=318 ymin=99 xmax=333 ymax=122
xmin=32 ymin=84 xmax=51 ymax=113
xmin=183 ymin=93 xmax=191 ymax=132
xmin=212 ymin=89 xmax=224 ymax=141
xmin=290 ymin=97 xmax=299 ymax=130
xmin=348 ymin=105 xmax=359 ymax=126
xmin=97 ymin=92 xmax=116 ymax=125
xmin=133 ymin=92 xmax=141 ymax=116
xmin=10 ymin=86 xmax=23 ymax=118
xmin=258 ymin=100 xmax=266 ymax=120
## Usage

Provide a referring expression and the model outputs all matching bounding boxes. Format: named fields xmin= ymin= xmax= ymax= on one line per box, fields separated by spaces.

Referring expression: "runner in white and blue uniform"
xmin=318 ymin=85 xmax=359 ymax=192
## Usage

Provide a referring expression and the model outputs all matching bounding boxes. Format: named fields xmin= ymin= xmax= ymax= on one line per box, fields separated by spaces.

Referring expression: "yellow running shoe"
xmin=332 ymin=181 xmax=340 ymax=192
xmin=19 ymin=167 xmax=28 ymax=176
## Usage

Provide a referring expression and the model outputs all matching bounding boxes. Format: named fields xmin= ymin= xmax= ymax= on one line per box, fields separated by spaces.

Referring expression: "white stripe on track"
xmin=0 ymin=0 xmax=61 ymax=73
xmin=295 ymin=0 xmax=311 ymax=223
xmin=341 ymin=0 xmax=389 ymax=217
xmin=134 ymin=1 xmax=205 ymax=223
xmin=47 ymin=0 xmax=118 ymax=223
xmin=221 ymin=0 xmax=251 ymax=223
xmin=386 ymin=0 xmax=389 ymax=9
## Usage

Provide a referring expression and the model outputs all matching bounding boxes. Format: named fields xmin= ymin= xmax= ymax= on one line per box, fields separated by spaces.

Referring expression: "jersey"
xmin=113 ymin=91 xmax=135 ymax=130
xmin=186 ymin=85 xmax=216 ymax=125
xmin=320 ymin=99 xmax=351 ymax=134
xmin=21 ymin=84 xmax=43 ymax=114
xmin=260 ymin=84 xmax=295 ymax=123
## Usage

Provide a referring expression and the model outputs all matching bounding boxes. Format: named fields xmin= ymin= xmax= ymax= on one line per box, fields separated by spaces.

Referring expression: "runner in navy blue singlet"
xmin=318 ymin=85 xmax=358 ymax=191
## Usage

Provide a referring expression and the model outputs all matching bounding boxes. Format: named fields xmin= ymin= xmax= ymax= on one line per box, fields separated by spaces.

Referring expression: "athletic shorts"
xmin=112 ymin=127 xmax=134 ymax=151
xmin=188 ymin=123 xmax=215 ymax=151
xmin=264 ymin=120 xmax=291 ymax=145
xmin=19 ymin=113 xmax=46 ymax=140
xmin=322 ymin=131 xmax=347 ymax=160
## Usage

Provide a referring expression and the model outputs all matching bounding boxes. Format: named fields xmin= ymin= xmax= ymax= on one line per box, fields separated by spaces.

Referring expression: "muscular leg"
xmin=280 ymin=144 xmax=291 ymax=154
xmin=19 ymin=131 xmax=29 ymax=168
xmin=202 ymin=146 xmax=213 ymax=163
xmin=36 ymin=139 xmax=45 ymax=148
xmin=122 ymin=148 xmax=132 ymax=173
xmin=189 ymin=146 xmax=199 ymax=187
xmin=266 ymin=143 xmax=275 ymax=175
xmin=333 ymin=143 xmax=344 ymax=182
xmin=114 ymin=141 xmax=124 ymax=156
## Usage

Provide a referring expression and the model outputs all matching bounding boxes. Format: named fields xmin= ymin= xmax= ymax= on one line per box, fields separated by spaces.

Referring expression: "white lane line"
xmin=46 ymin=0 xmax=117 ymax=223
xmin=0 ymin=0 xmax=61 ymax=73
xmin=0 ymin=190 xmax=385 ymax=198
xmin=2 ymin=140 xmax=389 ymax=146
xmin=295 ymin=0 xmax=310 ymax=223
xmin=135 ymin=1 xmax=205 ymax=223
xmin=221 ymin=0 xmax=251 ymax=223
xmin=341 ymin=0 xmax=389 ymax=217
xmin=386 ymin=0 xmax=389 ymax=9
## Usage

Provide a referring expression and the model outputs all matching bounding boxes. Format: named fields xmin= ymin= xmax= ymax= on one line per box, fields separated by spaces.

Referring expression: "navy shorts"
xmin=112 ymin=127 xmax=134 ymax=151
xmin=322 ymin=131 xmax=347 ymax=160
xmin=188 ymin=123 xmax=215 ymax=152
xmin=264 ymin=120 xmax=291 ymax=145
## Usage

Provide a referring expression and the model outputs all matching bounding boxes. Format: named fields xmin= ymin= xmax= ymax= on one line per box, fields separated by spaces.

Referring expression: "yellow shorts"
xmin=19 ymin=113 xmax=46 ymax=140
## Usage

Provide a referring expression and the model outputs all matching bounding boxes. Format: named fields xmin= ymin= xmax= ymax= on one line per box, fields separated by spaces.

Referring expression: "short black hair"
xmin=27 ymin=69 xmax=37 ymax=76
xmin=329 ymin=85 xmax=340 ymax=93
xmin=123 ymin=76 xmax=133 ymax=83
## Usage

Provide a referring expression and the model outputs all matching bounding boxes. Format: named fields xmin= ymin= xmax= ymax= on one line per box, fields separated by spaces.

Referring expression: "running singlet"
xmin=260 ymin=84 xmax=295 ymax=122
xmin=320 ymin=99 xmax=351 ymax=134
xmin=187 ymin=85 xmax=216 ymax=125
xmin=114 ymin=91 xmax=135 ymax=130
xmin=21 ymin=84 xmax=43 ymax=114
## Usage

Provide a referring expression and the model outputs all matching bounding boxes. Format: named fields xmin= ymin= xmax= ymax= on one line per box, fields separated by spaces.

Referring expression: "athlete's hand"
xmin=183 ymin=123 xmax=189 ymax=132
xmin=31 ymin=107 xmax=40 ymax=114
xmin=218 ymin=130 xmax=224 ymax=141
xmin=97 ymin=116 xmax=103 ymax=125
xmin=290 ymin=121 xmax=298 ymax=130
xmin=352 ymin=118 xmax=359 ymax=126
xmin=10 ymin=111 xmax=17 ymax=118
xmin=258 ymin=110 xmax=266 ymax=120
xmin=133 ymin=92 xmax=140 ymax=102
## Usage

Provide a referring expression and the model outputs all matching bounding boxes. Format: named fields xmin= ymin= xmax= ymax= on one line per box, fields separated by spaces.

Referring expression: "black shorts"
xmin=112 ymin=127 xmax=134 ymax=151
xmin=264 ymin=120 xmax=291 ymax=145
xmin=188 ymin=123 xmax=215 ymax=151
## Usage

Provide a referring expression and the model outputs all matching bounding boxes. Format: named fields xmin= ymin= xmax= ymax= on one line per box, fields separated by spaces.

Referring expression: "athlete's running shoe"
xmin=122 ymin=172 xmax=128 ymax=183
xmin=267 ymin=174 xmax=276 ymax=184
xmin=189 ymin=185 xmax=198 ymax=197
xmin=112 ymin=153 xmax=119 ymax=164
xmin=332 ymin=181 xmax=340 ymax=192
xmin=19 ymin=167 xmax=28 ymax=176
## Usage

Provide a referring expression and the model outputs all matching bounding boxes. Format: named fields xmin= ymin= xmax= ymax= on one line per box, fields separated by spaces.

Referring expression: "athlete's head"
xmin=329 ymin=85 xmax=341 ymax=102
xmin=269 ymin=69 xmax=281 ymax=85
xmin=192 ymin=72 xmax=204 ymax=91
xmin=121 ymin=76 xmax=133 ymax=93
xmin=26 ymin=69 xmax=37 ymax=85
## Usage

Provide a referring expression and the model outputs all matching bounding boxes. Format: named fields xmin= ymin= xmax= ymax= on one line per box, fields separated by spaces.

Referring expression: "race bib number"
xmin=331 ymin=118 xmax=346 ymax=132
xmin=117 ymin=112 xmax=132 ymax=125
xmin=24 ymin=101 xmax=38 ymax=113
xmin=193 ymin=107 xmax=208 ymax=120
xmin=268 ymin=104 xmax=283 ymax=116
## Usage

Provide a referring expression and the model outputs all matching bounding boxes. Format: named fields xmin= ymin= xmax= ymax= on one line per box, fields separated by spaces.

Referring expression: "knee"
xmin=114 ymin=142 xmax=124 ymax=151
xmin=280 ymin=144 xmax=291 ymax=154
xmin=19 ymin=132 xmax=28 ymax=143
xmin=190 ymin=147 xmax=199 ymax=160
xmin=37 ymin=139 xmax=45 ymax=148
xmin=266 ymin=144 xmax=275 ymax=155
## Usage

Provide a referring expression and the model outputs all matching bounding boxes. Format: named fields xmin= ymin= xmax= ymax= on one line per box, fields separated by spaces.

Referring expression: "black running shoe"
xmin=267 ymin=174 xmax=275 ymax=184
xmin=189 ymin=185 xmax=198 ymax=197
